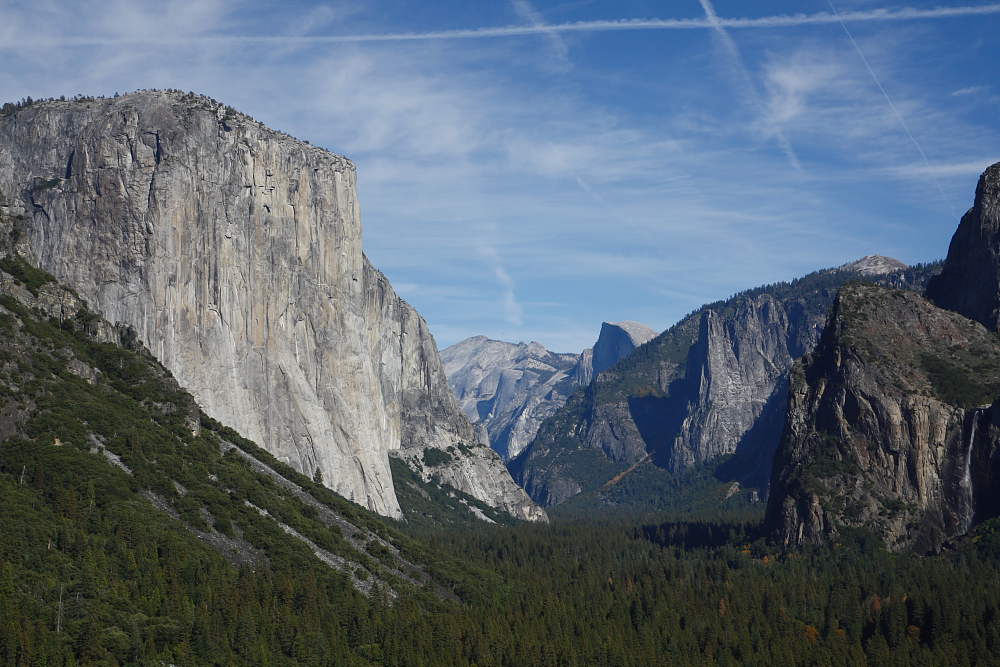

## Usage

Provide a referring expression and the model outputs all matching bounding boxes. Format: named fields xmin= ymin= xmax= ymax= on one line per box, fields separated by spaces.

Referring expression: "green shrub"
xmin=422 ymin=448 xmax=453 ymax=467
xmin=0 ymin=255 xmax=56 ymax=295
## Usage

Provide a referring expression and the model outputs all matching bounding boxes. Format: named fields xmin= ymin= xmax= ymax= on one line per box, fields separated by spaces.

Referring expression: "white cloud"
xmin=952 ymin=85 xmax=988 ymax=96
xmin=8 ymin=3 xmax=999 ymax=47
xmin=698 ymin=0 xmax=802 ymax=170
xmin=0 ymin=0 xmax=996 ymax=352
xmin=510 ymin=0 xmax=571 ymax=69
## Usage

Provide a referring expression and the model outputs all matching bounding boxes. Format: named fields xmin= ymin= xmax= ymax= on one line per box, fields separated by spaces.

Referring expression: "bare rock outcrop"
xmin=441 ymin=320 xmax=655 ymax=463
xmin=442 ymin=336 xmax=581 ymax=461
xmin=837 ymin=254 xmax=908 ymax=276
xmin=0 ymin=91 xmax=543 ymax=521
xmin=926 ymin=162 xmax=1000 ymax=329
xmin=513 ymin=259 xmax=940 ymax=508
xmin=766 ymin=285 xmax=1000 ymax=552
xmin=591 ymin=321 xmax=657 ymax=376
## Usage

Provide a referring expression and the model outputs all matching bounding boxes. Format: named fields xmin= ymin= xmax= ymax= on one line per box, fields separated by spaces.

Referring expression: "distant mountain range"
xmin=508 ymin=255 xmax=942 ymax=510
xmin=441 ymin=321 xmax=656 ymax=461
xmin=442 ymin=253 xmax=939 ymax=513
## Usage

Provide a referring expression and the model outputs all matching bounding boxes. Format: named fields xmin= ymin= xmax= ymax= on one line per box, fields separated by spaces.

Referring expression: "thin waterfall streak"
xmin=962 ymin=409 xmax=980 ymax=532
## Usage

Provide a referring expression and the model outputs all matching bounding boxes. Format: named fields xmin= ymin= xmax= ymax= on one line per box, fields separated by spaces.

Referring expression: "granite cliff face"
xmin=512 ymin=259 xmax=939 ymax=507
xmin=926 ymin=163 xmax=1000 ymax=329
xmin=441 ymin=321 xmax=655 ymax=462
xmin=766 ymin=285 xmax=1000 ymax=552
xmin=442 ymin=337 xmax=581 ymax=461
xmin=837 ymin=255 xmax=908 ymax=276
xmin=591 ymin=321 xmax=657 ymax=376
xmin=768 ymin=162 xmax=1000 ymax=552
xmin=0 ymin=91 xmax=543 ymax=521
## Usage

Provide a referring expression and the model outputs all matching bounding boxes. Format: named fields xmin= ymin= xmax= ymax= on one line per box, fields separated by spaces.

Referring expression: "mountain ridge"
xmin=510 ymin=256 xmax=941 ymax=509
xmin=0 ymin=90 xmax=543 ymax=522
xmin=442 ymin=319 xmax=656 ymax=462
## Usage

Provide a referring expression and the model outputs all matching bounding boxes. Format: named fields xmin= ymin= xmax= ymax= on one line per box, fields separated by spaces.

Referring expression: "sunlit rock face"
xmin=442 ymin=337 xmax=582 ymax=461
xmin=0 ymin=91 xmax=543 ymax=522
xmin=591 ymin=321 xmax=656 ymax=376
xmin=442 ymin=321 xmax=655 ymax=462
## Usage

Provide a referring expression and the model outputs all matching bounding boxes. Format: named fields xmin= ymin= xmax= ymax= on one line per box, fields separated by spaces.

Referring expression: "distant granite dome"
xmin=592 ymin=321 xmax=658 ymax=376
xmin=837 ymin=255 xmax=908 ymax=276
xmin=441 ymin=319 xmax=657 ymax=462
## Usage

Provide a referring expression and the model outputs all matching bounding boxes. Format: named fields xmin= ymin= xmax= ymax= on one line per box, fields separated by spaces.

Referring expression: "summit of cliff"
xmin=0 ymin=89 xmax=544 ymax=523
xmin=591 ymin=321 xmax=657 ymax=377
xmin=927 ymin=162 xmax=1000 ymax=329
xmin=837 ymin=255 xmax=908 ymax=276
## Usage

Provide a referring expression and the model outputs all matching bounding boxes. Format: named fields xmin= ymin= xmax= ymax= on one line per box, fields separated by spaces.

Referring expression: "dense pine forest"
xmin=1 ymin=256 xmax=1000 ymax=665
xmin=8 ymin=450 xmax=1000 ymax=667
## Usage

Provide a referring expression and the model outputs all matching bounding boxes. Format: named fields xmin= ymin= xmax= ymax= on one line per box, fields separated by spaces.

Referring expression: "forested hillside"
xmin=5 ymin=247 xmax=1000 ymax=666
xmin=511 ymin=260 xmax=941 ymax=510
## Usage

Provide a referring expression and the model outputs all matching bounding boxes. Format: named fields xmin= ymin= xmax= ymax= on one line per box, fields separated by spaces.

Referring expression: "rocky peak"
xmin=441 ymin=336 xmax=582 ymax=461
xmin=837 ymin=255 xmax=907 ymax=276
xmin=0 ymin=90 xmax=544 ymax=522
xmin=766 ymin=283 xmax=1000 ymax=552
xmin=926 ymin=162 xmax=1000 ymax=329
xmin=591 ymin=321 xmax=657 ymax=376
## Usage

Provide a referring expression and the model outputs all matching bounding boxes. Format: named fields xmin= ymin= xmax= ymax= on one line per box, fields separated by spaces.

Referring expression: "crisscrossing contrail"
xmin=21 ymin=4 xmax=1000 ymax=48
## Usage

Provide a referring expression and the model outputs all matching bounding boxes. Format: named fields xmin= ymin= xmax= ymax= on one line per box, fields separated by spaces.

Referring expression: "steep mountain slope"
xmin=441 ymin=321 xmax=656 ymax=462
xmin=0 ymin=250 xmax=476 ymax=662
xmin=0 ymin=91 xmax=542 ymax=522
xmin=926 ymin=163 xmax=1000 ymax=329
xmin=511 ymin=259 xmax=939 ymax=507
xmin=769 ymin=162 xmax=1000 ymax=553
xmin=442 ymin=337 xmax=581 ymax=460
xmin=766 ymin=285 xmax=1000 ymax=552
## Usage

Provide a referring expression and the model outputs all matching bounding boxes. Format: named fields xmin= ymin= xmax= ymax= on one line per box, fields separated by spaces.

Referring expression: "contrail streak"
xmin=699 ymin=0 xmax=802 ymax=170
xmin=826 ymin=0 xmax=951 ymax=209
xmin=17 ymin=4 xmax=1000 ymax=48
xmin=511 ymin=0 xmax=570 ymax=64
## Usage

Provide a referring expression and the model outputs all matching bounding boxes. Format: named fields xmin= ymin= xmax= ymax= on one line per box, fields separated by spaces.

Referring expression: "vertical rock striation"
xmin=0 ymin=91 xmax=543 ymax=521
xmin=441 ymin=337 xmax=582 ymax=461
xmin=512 ymin=261 xmax=940 ymax=507
xmin=765 ymin=285 xmax=1000 ymax=552
xmin=926 ymin=163 xmax=1000 ymax=329
xmin=441 ymin=321 xmax=655 ymax=463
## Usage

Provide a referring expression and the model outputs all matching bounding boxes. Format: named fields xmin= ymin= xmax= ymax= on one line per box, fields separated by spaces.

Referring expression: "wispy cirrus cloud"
xmin=698 ymin=0 xmax=801 ymax=170
xmin=888 ymin=159 xmax=997 ymax=178
xmin=952 ymin=85 xmax=989 ymax=96
xmin=6 ymin=3 xmax=998 ymax=48
xmin=510 ymin=0 xmax=571 ymax=69
xmin=478 ymin=245 xmax=524 ymax=327
xmin=0 ymin=0 xmax=995 ymax=351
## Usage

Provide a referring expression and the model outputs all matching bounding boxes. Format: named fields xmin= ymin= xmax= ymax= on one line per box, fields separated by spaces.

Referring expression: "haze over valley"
xmin=1 ymin=1 xmax=1000 ymax=664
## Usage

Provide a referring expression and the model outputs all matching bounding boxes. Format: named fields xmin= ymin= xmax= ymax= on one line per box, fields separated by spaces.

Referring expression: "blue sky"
xmin=1 ymin=1 xmax=998 ymax=352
